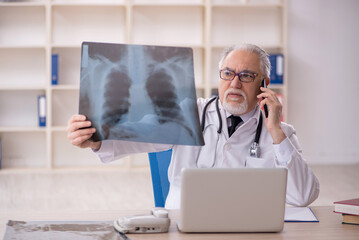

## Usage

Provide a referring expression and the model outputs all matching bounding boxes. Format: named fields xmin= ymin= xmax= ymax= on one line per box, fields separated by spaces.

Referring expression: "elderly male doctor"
xmin=67 ymin=44 xmax=320 ymax=209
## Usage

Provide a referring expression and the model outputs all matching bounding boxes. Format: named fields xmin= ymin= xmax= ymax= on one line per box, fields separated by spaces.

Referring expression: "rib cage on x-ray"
xmin=79 ymin=42 xmax=204 ymax=146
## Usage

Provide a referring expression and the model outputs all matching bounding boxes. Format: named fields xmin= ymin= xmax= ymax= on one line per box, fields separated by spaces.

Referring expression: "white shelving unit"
xmin=0 ymin=0 xmax=287 ymax=171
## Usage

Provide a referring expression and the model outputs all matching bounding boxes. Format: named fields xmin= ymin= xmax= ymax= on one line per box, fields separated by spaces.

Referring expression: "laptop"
xmin=177 ymin=168 xmax=288 ymax=233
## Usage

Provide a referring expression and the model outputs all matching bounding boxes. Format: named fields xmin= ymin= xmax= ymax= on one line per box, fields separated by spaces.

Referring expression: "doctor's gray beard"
xmin=223 ymin=89 xmax=248 ymax=115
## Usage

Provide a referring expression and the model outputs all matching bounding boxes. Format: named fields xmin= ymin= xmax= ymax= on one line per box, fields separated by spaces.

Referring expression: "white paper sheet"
xmin=285 ymin=207 xmax=319 ymax=222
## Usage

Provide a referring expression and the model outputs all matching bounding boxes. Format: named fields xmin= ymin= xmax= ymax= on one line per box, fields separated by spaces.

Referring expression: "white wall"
xmin=287 ymin=0 xmax=359 ymax=164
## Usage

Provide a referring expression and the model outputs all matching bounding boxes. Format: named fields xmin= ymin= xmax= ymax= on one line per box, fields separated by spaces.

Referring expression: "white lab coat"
xmin=96 ymin=98 xmax=320 ymax=209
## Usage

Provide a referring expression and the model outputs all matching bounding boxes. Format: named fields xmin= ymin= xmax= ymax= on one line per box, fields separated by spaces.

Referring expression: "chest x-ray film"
xmin=79 ymin=42 xmax=204 ymax=146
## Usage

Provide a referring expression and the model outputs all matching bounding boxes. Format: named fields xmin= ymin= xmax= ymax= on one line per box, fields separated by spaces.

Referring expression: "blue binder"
xmin=38 ymin=95 xmax=46 ymax=127
xmin=269 ymin=54 xmax=284 ymax=84
xmin=52 ymin=54 xmax=58 ymax=85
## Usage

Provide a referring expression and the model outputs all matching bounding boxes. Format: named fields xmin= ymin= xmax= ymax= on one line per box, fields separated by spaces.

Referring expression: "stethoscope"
xmin=200 ymin=96 xmax=263 ymax=160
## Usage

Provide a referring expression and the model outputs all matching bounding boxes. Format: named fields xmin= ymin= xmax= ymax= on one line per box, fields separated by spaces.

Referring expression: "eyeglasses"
xmin=219 ymin=69 xmax=258 ymax=82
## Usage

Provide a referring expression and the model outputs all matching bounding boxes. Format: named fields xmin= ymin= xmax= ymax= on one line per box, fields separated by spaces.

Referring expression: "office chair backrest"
xmin=148 ymin=149 xmax=172 ymax=207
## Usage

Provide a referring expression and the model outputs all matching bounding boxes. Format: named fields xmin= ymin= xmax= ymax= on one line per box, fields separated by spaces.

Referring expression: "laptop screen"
xmin=178 ymin=168 xmax=287 ymax=232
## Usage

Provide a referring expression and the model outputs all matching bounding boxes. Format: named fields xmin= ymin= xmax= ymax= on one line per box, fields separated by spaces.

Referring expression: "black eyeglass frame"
xmin=219 ymin=69 xmax=258 ymax=83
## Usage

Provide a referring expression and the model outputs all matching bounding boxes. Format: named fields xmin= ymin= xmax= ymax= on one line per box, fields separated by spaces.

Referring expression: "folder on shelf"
xmin=52 ymin=54 xmax=58 ymax=85
xmin=269 ymin=54 xmax=284 ymax=84
xmin=38 ymin=95 xmax=46 ymax=127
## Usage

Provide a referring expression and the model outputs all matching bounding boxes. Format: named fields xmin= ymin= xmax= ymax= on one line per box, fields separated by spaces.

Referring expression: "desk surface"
xmin=1 ymin=206 xmax=358 ymax=240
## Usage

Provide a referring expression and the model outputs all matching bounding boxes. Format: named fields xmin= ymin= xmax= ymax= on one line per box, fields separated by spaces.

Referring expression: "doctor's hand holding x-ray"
xmin=67 ymin=114 xmax=101 ymax=151
xmin=67 ymin=44 xmax=319 ymax=209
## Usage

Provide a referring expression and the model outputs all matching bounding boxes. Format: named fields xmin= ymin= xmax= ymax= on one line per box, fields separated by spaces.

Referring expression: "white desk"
xmin=1 ymin=206 xmax=358 ymax=240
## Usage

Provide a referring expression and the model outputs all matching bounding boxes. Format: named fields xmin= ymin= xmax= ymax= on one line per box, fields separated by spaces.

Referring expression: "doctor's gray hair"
xmin=218 ymin=44 xmax=271 ymax=79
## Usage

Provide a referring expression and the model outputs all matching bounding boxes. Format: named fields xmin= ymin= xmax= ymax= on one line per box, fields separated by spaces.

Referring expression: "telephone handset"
xmin=113 ymin=208 xmax=170 ymax=234
xmin=261 ymin=79 xmax=269 ymax=118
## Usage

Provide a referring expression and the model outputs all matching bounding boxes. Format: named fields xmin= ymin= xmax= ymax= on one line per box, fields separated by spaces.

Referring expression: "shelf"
xmin=0 ymin=165 xmax=139 ymax=174
xmin=196 ymin=88 xmax=206 ymax=99
xmin=0 ymin=0 xmax=287 ymax=170
xmin=211 ymin=6 xmax=282 ymax=47
xmin=52 ymin=90 xmax=80 ymax=127
xmin=0 ymin=1 xmax=46 ymax=7
xmin=0 ymin=126 xmax=46 ymax=133
xmin=0 ymin=5 xmax=46 ymax=46
xmin=210 ymin=48 xmax=224 ymax=87
xmin=132 ymin=5 xmax=203 ymax=46
xmin=52 ymin=47 xmax=82 ymax=86
xmin=0 ymin=167 xmax=52 ymax=174
xmin=0 ymin=131 xmax=47 ymax=169
xmin=0 ymin=90 xmax=46 ymax=127
xmin=51 ymin=131 xmax=124 ymax=167
xmin=0 ymin=45 xmax=46 ymax=49
xmin=51 ymin=85 xmax=79 ymax=90
xmin=51 ymin=1 xmax=126 ymax=6
xmin=193 ymin=48 xmax=204 ymax=86
xmin=154 ymin=44 xmax=204 ymax=49
xmin=0 ymin=85 xmax=46 ymax=90
xmin=212 ymin=3 xmax=283 ymax=8
xmin=211 ymin=44 xmax=283 ymax=53
xmin=268 ymin=83 xmax=285 ymax=90
xmin=211 ymin=0 xmax=282 ymax=7
xmin=51 ymin=44 xmax=82 ymax=48
xmin=51 ymin=5 xmax=126 ymax=45
xmin=132 ymin=1 xmax=204 ymax=7
xmin=0 ymin=48 xmax=46 ymax=87
xmin=52 ymin=43 xmax=204 ymax=49
xmin=51 ymin=126 xmax=67 ymax=132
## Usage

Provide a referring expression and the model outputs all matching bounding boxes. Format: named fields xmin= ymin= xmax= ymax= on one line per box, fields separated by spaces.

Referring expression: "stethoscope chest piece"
xmin=249 ymin=142 xmax=261 ymax=158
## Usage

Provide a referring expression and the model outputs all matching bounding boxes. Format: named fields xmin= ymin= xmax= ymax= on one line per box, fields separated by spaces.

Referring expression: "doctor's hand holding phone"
xmin=257 ymin=79 xmax=286 ymax=144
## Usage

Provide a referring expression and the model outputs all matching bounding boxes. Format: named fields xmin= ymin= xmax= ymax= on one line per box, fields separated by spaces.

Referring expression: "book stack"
xmin=333 ymin=198 xmax=359 ymax=225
